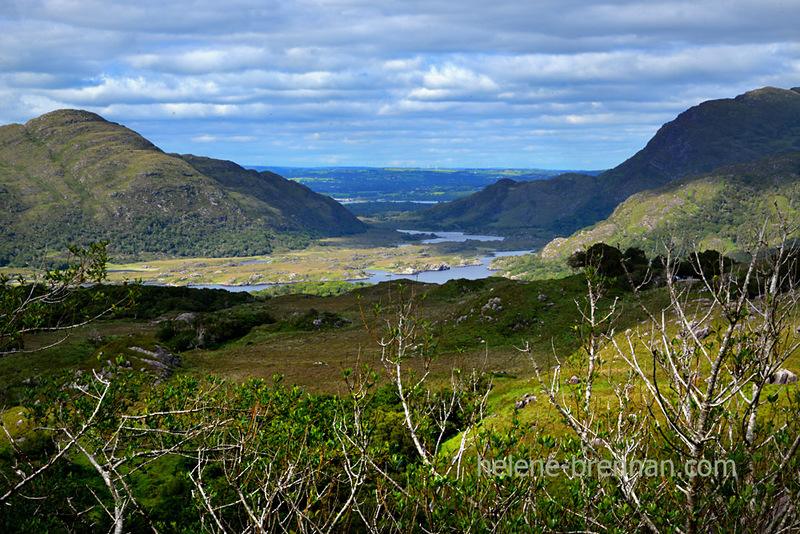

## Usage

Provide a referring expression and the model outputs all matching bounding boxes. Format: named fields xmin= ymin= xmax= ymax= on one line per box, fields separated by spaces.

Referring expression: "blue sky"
xmin=2 ymin=0 xmax=799 ymax=169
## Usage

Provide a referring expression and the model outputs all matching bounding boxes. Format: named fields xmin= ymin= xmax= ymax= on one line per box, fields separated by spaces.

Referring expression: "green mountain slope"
xmin=0 ymin=110 xmax=366 ymax=265
xmin=539 ymin=151 xmax=800 ymax=263
xmin=397 ymin=173 xmax=602 ymax=241
xmin=403 ymin=87 xmax=800 ymax=240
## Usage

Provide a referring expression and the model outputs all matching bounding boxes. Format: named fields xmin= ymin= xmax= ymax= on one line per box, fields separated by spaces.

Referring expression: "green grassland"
xmin=7 ymin=270 xmax=799 ymax=449
xmin=2 ymin=271 xmax=722 ymax=407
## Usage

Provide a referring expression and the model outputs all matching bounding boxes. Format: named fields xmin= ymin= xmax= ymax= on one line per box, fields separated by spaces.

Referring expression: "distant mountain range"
xmin=247 ymin=167 xmax=602 ymax=202
xmin=401 ymin=87 xmax=800 ymax=244
xmin=0 ymin=110 xmax=366 ymax=265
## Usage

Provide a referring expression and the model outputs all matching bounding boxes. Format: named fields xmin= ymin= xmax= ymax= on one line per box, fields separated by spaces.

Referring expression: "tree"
xmin=524 ymin=213 xmax=800 ymax=533
xmin=567 ymin=242 xmax=626 ymax=279
xmin=0 ymin=243 xmax=147 ymax=532
xmin=0 ymin=242 xmax=131 ymax=355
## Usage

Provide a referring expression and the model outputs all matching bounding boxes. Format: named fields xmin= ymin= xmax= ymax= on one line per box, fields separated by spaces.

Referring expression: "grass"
xmin=12 ymin=271 xmax=800 ymax=449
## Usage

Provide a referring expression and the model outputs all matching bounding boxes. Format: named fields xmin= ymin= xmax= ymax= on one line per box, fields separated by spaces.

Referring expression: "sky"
xmin=1 ymin=1 xmax=800 ymax=170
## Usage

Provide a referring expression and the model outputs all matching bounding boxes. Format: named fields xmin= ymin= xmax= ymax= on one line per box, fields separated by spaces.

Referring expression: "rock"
xmin=130 ymin=345 xmax=179 ymax=380
xmin=679 ymin=321 xmax=711 ymax=340
xmin=515 ymin=393 xmax=537 ymax=409
xmin=153 ymin=345 xmax=179 ymax=366
xmin=537 ymin=294 xmax=547 ymax=302
xmin=768 ymin=369 xmax=798 ymax=385
xmin=174 ymin=312 xmax=197 ymax=323
xmin=481 ymin=297 xmax=502 ymax=313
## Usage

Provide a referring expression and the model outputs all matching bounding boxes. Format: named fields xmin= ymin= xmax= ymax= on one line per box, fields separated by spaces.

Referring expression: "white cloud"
xmin=2 ymin=0 xmax=800 ymax=167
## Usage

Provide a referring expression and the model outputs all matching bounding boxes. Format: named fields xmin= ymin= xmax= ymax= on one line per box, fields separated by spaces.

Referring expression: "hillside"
xmin=539 ymin=151 xmax=800 ymax=263
xmin=397 ymin=173 xmax=602 ymax=241
xmin=402 ymin=87 xmax=800 ymax=240
xmin=0 ymin=110 xmax=366 ymax=265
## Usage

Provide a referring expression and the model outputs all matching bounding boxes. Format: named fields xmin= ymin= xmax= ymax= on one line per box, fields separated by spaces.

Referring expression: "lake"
xmin=186 ymin=250 xmax=531 ymax=292
xmin=186 ymin=231 xmax=531 ymax=292
xmin=357 ymin=250 xmax=529 ymax=284
xmin=397 ymin=229 xmax=505 ymax=244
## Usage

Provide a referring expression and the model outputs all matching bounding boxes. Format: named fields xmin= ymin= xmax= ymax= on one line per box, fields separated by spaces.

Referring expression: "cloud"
xmin=2 ymin=0 xmax=800 ymax=167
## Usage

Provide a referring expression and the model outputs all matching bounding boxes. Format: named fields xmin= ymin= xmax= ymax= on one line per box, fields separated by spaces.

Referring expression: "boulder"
xmin=515 ymin=393 xmax=537 ymax=409
xmin=768 ymin=369 xmax=798 ymax=385
xmin=680 ymin=321 xmax=711 ymax=340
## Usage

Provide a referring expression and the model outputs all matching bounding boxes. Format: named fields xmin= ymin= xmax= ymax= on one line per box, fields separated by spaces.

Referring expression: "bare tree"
xmin=524 ymin=212 xmax=800 ymax=533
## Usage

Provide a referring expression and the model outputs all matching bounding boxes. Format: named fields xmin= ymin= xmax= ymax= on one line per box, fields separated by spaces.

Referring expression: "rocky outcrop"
xmin=768 ymin=368 xmax=798 ymax=385
xmin=515 ymin=393 xmax=537 ymax=409
xmin=679 ymin=321 xmax=711 ymax=341
xmin=130 ymin=345 xmax=180 ymax=384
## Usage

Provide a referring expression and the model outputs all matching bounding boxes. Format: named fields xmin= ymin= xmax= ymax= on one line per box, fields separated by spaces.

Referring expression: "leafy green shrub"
xmin=157 ymin=306 xmax=276 ymax=351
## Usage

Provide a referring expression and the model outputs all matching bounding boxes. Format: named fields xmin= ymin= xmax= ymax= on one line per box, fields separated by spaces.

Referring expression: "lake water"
xmin=397 ymin=229 xmax=505 ymax=244
xmin=185 ymin=250 xmax=531 ymax=292
xmin=185 ymin=230 xmax=531 ymax=292
xmin=356 ymin=250 xmax=529 ymax=285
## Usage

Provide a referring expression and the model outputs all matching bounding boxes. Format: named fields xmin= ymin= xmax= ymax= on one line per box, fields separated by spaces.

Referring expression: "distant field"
xmin=248 ymin=166 xmax=603 ymax=202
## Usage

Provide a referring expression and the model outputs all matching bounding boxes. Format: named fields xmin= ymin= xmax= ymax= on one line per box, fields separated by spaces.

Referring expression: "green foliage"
xmin=3 ymin=220 xmax=800 ymax=532
xmin=157 ymin=306 xmax=276 ymax=351
xmin=540 ymin=151 xmax=800 ymax=273
xmin=567 ymin=242 xmax=625 ymax=278
xmin=0 ymin=243 xmax=130 ymax=353
xmin=253 ymin=280 xmax=371 ymax=298
xmin=489 ymin=252 xmax=573 ymax=280
xmin=260 ymin=308 xmax=352 ymax=335
xmin=115 ymin=284 xmax=255 ymax=319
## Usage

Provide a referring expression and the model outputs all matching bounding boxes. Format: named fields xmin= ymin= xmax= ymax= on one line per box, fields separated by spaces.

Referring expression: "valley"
xmin=3 ymin=87 xmax=800 ymax=532
xmin=101 ymin=229 xmax=525 ymax=288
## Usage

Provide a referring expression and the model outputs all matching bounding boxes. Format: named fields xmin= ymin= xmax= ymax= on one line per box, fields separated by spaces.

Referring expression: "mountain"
xmin=401 ymin=87 xmax=800 ymax=241
xmin=0 ymin=110 xmax=367 ymax=265
xmin=397 ymin=173 xmax=603 ymax=241
xmin=539 ymin=151 xmax=800 ymax=263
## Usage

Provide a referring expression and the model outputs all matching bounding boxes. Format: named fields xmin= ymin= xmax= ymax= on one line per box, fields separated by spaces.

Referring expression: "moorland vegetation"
xmin=1 ymin=214 xmax=799 ymax=532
